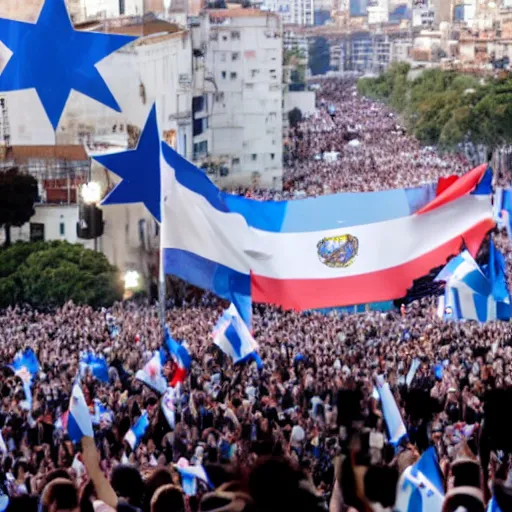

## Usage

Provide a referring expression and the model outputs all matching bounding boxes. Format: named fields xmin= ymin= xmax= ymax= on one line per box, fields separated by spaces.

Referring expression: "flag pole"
xmin=158 ymin=228 xmax=166 ymax=331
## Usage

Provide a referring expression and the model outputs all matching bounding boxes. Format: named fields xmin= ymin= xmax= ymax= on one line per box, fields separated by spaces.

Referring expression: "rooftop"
xmin=208 ymin=8 xmax=277 ymax=19
xmin=1 ymin=146 xmax=89 ymax=162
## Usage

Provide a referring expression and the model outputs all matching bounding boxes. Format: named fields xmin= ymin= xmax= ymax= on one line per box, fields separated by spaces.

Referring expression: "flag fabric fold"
xmin=161 ymin=388 xmax=177 ymax=430
xmin=375 ymin=375 xmax=407 ymax=445
xmin=67 ymin=383 xmax=94 ymax=443
xmin=213 ymin=304 xmax=262 ymax=368
xmin=394 ymin=447 xmax=444 ymax=512
xmin=161 ymin=145 xmax=494 ymax=311
xmin=124 ymin=411 xmax=150 ymax=450
xmin=135 ymin=352 xmax=168 ymax=395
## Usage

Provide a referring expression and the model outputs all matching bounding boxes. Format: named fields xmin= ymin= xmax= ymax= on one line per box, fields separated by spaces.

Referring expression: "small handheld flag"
xmin=212 ymin=304 xmax=262 ymax=368
xmin=124 ymin=411 xmax=150 ymax=450
xmin=135 ymin=352 xmax=167 ymax=395
xmin=79 ymin=352 xmax=109 ymax=383
xmin=67 ymin=384 xmax=94 ymax=443
xmin=164 ymin=327 xmax=191 ymax=386
xmin=375 ymin=375 xmax=407 ymax=445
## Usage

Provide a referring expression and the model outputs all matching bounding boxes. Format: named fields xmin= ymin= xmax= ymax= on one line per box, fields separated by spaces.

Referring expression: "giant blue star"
xmin=0 ymin=0 xmax=137 ymax=130
xmin=93 ymin=104 xmax=162 ymax=221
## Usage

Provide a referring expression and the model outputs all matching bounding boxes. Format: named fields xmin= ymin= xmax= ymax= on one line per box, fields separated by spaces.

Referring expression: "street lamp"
xmin=77 ymin=181 xmax=104 ymax=251
xmin=81 ymin=182 xmax=102 ymax=204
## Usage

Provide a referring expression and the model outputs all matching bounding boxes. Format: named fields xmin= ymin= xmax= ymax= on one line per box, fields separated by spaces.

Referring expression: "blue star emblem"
xmin=92 ymin=104 xmax=162 ymax=221
xmin=0 ymin=0 xmax=137 ymax=129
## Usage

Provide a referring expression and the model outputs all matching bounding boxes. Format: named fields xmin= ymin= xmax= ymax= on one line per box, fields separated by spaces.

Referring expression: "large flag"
xmin=124 ymin=411 xmax=150 ymax=450
xmin=135 ymin=352 xmax=167 ymax=395
xmin=68 ymin=384 xmax=94 ymax=443
xmin=213 ymin=304 xmax=262 ymax=368
xmin=436 ymin=242 xmax=511 ymax=322
xmin=79 ymin=352 xmax=109 ymax=383
xmin=161 ymin=145 xmax=494 ymax=310
xmin=395 ymin=447 xmax=444 ymax=512
xmin=164 ymin=327 xmax=191 ymax=386
xmin=375 ymin=375 xmax=407 ymax=445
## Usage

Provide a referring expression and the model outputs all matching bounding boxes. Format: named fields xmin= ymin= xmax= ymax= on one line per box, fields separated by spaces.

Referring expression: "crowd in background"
xmin=1 ymin=79 xmax=512 ymax=512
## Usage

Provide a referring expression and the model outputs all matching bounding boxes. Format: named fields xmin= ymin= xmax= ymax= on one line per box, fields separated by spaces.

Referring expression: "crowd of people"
xmin=1 ymin=79 xmax=512 ymax=512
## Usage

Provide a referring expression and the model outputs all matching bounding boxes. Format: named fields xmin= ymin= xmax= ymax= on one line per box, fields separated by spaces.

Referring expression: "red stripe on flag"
xmin=436 ymin=175 xmax=459 ymax=196
xmin=417 ymin=164 xmax=488 ymax=215
xmin=251 ymin=218 xmax=494 ymax=311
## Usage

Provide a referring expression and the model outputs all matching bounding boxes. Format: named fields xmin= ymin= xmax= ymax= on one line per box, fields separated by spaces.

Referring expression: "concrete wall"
xmin=5 ymin=204 xmax=94 ymax=249
xmin=284 ymin=90 xmax=316 ymax=117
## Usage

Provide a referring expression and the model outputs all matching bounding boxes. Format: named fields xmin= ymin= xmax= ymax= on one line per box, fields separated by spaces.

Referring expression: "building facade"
xmin=192 ymin=9 xmax=283 ymax=189
xmin=263 ymin=0 xmax=315 ymax=26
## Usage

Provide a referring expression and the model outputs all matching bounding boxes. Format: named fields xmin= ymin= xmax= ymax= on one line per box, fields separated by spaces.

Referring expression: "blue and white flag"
xmin=79 ymin=352 xmax=109 ymax=383
xmin=68 ymin=383 xmax=94 ymax=443
xmin=11 ymin=348 xmax=39 ymax=410
xmin=406 ymin=358 xmax=421 ymax=387
xmin=394 ymin=447 xmax=444 ymax=512
xmin=11 ymin=348 xmax=39 ymax=380
xmin=436 ymin=245 xmax=510 ymax=322
xmin=161 ymin=388 xmax=176 ymax=430
xmin=135 ymin=352 xmax=167 ymax=395
xmin=178 ymin=465 xmax=212 ymax=496
xmin=91 ymin=400 xmax=113 ymax=427
xmin=495 ymin=187 xmax=512 ymax=238
xmin=213 ymin=304 xmax=262 ymax=368
xmin=124 ymin=411 xmax=150 ymax=450
xmin=375 ymin=375 xmax=407 ymax=445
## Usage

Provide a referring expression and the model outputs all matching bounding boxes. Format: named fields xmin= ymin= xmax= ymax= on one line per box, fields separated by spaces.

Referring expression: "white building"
xmin=263 ymin=0 xmax=315 ymax=26
xmin=193 ymin=9 xmax=283 ymax=189
xmin=1 ymin=16 xmax=193 ymax=283
xmin=367 ymin=0 xmax=389 ymax=24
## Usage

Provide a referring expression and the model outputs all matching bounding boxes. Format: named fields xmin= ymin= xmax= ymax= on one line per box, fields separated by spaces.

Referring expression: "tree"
xmin=0 ymin=168 xmax=38 ymax=247
xmin=288 ymin=107 xmax=303 ymax=129
xmin=0 ymin=241 xmax=123 ymax=309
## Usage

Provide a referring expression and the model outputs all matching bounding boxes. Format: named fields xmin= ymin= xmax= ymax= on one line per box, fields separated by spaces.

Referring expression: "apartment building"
xmin=193 ymin=9 xmax=283 ymax=189
xmin=263 ymin=0 xmax=316 ymax=26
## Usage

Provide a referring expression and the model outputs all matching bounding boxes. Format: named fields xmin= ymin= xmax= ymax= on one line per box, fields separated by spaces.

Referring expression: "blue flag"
xmin=80 ymin=352 xmax=109 ymax=383
xmin=124 ymin=412 xmax=150 ymax=450
xmin=395 ymin=447 xmax=444 ymax=512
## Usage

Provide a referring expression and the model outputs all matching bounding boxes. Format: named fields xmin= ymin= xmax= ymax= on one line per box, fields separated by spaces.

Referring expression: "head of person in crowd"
xmin=40 ymin=479 xmax=79 ymax=512
xmin=150 ymin=485 xmax=185 ymax=512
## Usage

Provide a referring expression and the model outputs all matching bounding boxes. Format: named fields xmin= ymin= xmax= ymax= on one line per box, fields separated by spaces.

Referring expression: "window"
xmin=30 ymin=223 xmax=44 ymax=242
xmin=193 ymin=117 xmax=209 ymax=136
xmin=222 ymin=34 xmax=228 ymax=41
xmin=221 ymin=71 xmax=227 ymax=79
xmin=210 ymin=33 xmax=218 ymax=41
xmin=59 ymin=222 xmax=65 ymax=236
xmin=230 ymin=72 xmax=237 ymax=80
xmin=271 ymin=153 xmax=276 ymax=160
xmin=251 ymin=154 xmax=257 ymax=161
xmin=231 ymin=31 xmax=240 ymax=40
xmin=232 ymin=52 xmax=240 ymax=61
xmin=245 ymin=83 xmax=254 ymax=90
xmin=214 ymin=92 xmax=225 ymax=102
xmin=193 ymin=141 xmax=208 ymax=159
xmin=251 ymin=69 xmax=259 ymax=78
xmin=232 ymin=158 xmax=240 ymax=166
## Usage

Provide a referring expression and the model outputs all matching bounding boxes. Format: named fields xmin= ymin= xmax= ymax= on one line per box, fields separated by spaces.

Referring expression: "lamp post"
xmin=79 ymin=182 xmax=103 ymax=251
